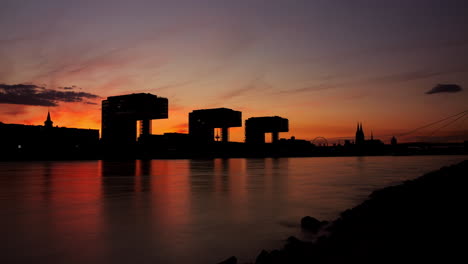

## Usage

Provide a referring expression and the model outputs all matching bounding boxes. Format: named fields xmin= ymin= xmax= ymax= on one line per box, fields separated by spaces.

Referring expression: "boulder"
xmin=301 ymin=216 xmax=323 ymax=232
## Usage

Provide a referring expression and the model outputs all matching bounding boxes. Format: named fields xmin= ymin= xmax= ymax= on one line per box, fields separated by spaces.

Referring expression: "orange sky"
xmin=1 ymin=0 xmax=467 ymax=143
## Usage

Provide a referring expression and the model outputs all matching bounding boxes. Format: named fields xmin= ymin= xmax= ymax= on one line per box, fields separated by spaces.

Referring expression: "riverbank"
xmin=2 ymin=141 xmax=466 ymax=161
xmin=219 ymin=160 xmax=468 ymax=264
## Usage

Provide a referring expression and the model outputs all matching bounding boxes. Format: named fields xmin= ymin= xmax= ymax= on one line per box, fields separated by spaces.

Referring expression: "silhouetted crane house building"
xmin=245 ymin=116 xmax=289 ymax=144
xmin=189 ymin=108 xmax=242 ymax=143
xmin=101 ymin=93 xmax=168 ymax=145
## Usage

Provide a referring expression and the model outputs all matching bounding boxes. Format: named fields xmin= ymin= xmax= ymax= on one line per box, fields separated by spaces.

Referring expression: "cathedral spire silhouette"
xmin=44 ymin=110 xmax=53 ymax=128
xmin=355 ymin=122 xmax=365 ymax=145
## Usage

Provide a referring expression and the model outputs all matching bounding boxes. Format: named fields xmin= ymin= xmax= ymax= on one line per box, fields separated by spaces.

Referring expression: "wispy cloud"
xmin=218 ymin=86 xmax=254 ymax=101
xmin=211 ymin=73 xmax=273 ymax=108
xmin=218 ymin=75 xmax=265 ymax=101
xmin=277 ymin=83 xmax=337 ymax=95
xmin=278 ymin=66 xmax=468 ymax=96
xmin=368 ymin=67 xmax=468 ymax=84
xmin=0 ymin=83 xmax=100 ymax=106
xmin=170 ymin=122 xmax=188 ymax=133
xmin=32 ymin=46 xmax=134 ymax=83
xmin=0 ymin=104 xmax=27 ymax=116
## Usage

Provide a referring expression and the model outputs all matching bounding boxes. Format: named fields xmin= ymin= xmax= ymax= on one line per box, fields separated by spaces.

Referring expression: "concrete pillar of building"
xmin=222 ymin=127 xmax=229 ymax=143
xmin=141 ymin=119 xmax=151 ymax=137
xmin=272 ymin=131 xmax=279 ymax=143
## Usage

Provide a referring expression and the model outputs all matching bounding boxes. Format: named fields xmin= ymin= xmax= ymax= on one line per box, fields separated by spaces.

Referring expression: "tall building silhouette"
xmin=245 ymin=116 xmax=289 ymax=144
xmin=44 ymin=111 xmax=53 ymax=128
xmin=101 ymin=93 xmax=168 ymax=145
xmin=353 ymin=122 xmax=385 ymax=152
xmin=188 ymin=108 xmax=241 ymax=143
xmin=355 ymin=122 xmax=365 ymax=145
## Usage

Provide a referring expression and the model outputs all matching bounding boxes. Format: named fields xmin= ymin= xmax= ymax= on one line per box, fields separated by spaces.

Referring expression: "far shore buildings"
xmin=1 ymin=92 xmax=464 ymax=158
xmin=0 ymin=111 xmax=99 ymax=157
xmin=349 ymin=122 xmax=384 ymax=151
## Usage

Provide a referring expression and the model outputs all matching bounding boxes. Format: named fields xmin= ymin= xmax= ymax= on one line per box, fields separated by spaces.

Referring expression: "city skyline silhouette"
xmin=1 ymin=92 xmax=466 ymax=160
xmin=1 ymin=92 xmax=467 ymax=143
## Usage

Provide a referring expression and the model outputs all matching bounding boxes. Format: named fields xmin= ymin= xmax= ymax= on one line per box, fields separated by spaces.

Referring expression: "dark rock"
xmin=218 ymin=256 xmax=237 ymax=264
xmin=226 ymin=161 xmax=468 ymax=264
xmin=286 ymin=236 xmax=301 ymax=244
xmin=301 ymin=216 xmax=323 ymax=232
xmin=316 ymin=235 xmax=327 ymax=244
xmin=255 ymin=250 xmax=270 ymax=264
xmin=286 ymin=236 xmax=318 ymax=251
xmin=270 ymin=250 xmax=281 ymax=257
xmin=269 ymin=250 xmax=282 ymax=263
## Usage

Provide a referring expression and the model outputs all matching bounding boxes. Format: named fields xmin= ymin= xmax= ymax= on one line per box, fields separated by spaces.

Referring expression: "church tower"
xmin=355 ymin=122 xmax=365 ymax=145
xmin=44 ymin=111 xmax=53 ymax=128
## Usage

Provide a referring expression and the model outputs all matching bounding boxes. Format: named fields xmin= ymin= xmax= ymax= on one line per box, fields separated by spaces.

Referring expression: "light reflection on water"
xmin=0 ymin=156 xmax=466 ymax=263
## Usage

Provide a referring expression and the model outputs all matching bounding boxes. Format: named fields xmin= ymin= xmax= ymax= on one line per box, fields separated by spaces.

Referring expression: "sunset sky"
xmin=1 ymin=0 xmax=467 ymax=143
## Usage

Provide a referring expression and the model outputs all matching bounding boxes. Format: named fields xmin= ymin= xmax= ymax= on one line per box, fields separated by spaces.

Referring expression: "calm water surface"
xmin=1 ymin=156 xmax=466 ymax=263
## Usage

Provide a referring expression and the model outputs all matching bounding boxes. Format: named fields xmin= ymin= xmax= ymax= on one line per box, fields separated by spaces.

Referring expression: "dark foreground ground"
xmin=219 ymin=160 xmax=468 ymax=264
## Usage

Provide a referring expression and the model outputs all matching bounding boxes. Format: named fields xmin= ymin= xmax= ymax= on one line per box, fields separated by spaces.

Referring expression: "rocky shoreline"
xmin=219 ymin=160 xmax=468 ymax=264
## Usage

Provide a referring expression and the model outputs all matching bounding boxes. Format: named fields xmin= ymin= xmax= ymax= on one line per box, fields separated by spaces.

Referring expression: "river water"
xmin=1 ymin=155 xmax=466 ymax=263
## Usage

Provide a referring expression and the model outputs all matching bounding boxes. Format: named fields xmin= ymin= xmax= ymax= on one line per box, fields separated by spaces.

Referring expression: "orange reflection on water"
xmin=148 ymin=160 xmax=191 ymax=229
xmin=206 ymin=159 xmax=250 ymax=221
xmin=13 ymin=161 xmax=106 ymax=263
xmin=48 ymin=161 xmax=105 ymax=262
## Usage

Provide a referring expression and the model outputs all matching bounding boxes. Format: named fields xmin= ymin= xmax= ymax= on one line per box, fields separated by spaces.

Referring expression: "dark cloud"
xmin=0 ymin=83 xmax=100 ymax=106
xmin=60 ymin=86 xmax=75 ymax=90
xmin=426 ymin=84 xmax=463 ymax=94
